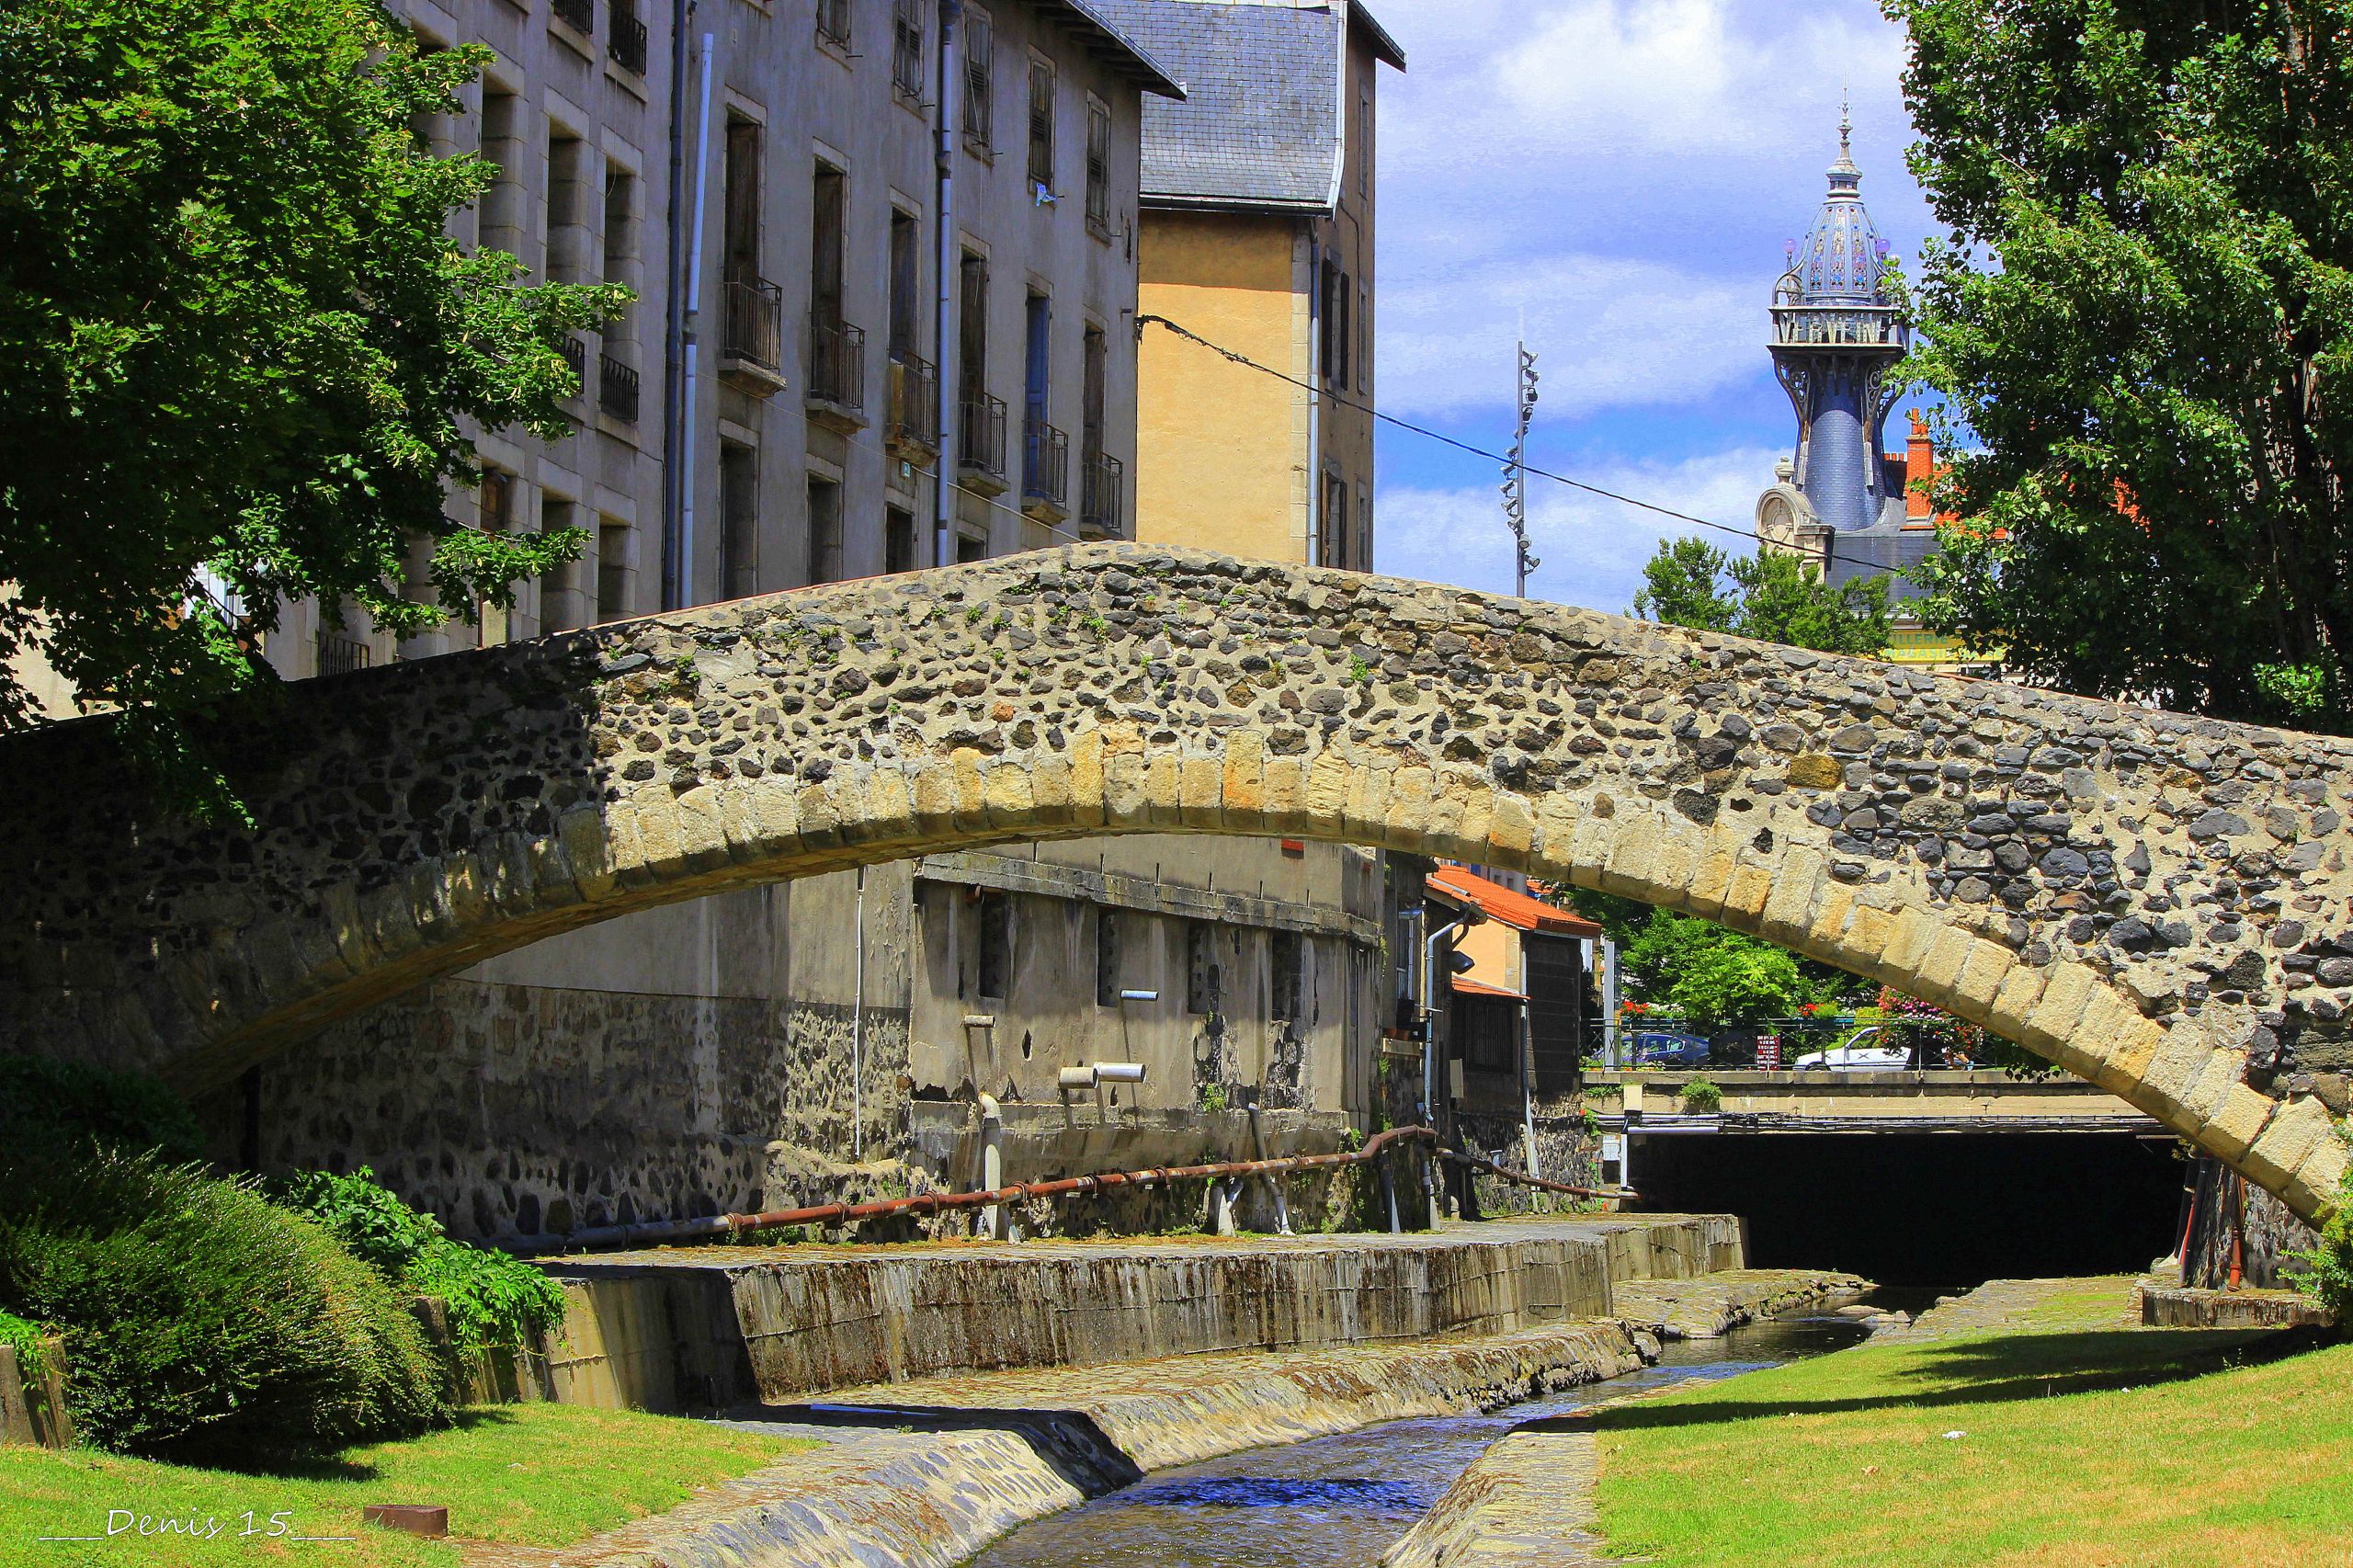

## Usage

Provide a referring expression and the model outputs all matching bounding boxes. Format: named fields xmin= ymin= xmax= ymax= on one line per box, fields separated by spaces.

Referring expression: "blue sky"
xmin=1367 ymin=0 xmax=1933 ymax=613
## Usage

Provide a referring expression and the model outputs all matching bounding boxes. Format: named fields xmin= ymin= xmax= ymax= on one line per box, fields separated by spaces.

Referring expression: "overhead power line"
xmin=1135 ymin=312 xmax=1920 ymax=585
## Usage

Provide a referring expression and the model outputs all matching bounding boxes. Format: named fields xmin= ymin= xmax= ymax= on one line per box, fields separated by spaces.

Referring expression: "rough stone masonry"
xmin=0 ymin=542 xmax=2347 ymax=1220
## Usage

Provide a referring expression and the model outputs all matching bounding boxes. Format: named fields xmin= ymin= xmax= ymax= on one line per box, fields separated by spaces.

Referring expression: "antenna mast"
xmin=1502 ymin=340 xmax=1541 ymax=597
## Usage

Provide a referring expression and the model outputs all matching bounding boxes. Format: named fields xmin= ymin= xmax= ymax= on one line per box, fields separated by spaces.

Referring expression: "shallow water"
xmin=961 ymin=1303 xmax=1883 ymax=1568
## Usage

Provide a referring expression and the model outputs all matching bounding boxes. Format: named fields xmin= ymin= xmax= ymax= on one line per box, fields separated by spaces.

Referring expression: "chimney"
xmin=1904 ymin=409 xmax=1935 ymax=524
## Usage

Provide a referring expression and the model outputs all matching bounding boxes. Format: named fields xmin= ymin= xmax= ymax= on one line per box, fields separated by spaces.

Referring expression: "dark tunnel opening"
xmin=1630 ymin=1131 xmax=2188 ymax=1290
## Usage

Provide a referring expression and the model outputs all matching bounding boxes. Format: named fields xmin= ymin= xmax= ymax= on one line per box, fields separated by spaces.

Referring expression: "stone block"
xmin=1305 ymin=751 xmax=1351 ymax=828
xmin=671 ymin=786 xmax=731 ymax=873
xmin=1345 ymin=759 xmax=1395 ymax=844
xmin=1221 ymin=734 xmax=1267 ymax=826
xmin=1387 ymin=766 xmax=1436 ymax=850
xmin=984 ymin=761 xmax=1038 ymax=827
xmin=1486 ymin=790 xmax=1536 ymax=865
xmin=1067 ymin=733 xmax=1108 ymax=827
xmin=1949 ymin=938 xmax=2017 ymax=1017
xmin=1263 ymin=758 xmax=1306 ymax=835
xmin=950 ymin=748 xmax=990 ymax=834
xmin=2019 ymin=963 xmax=2098 ymax=1054
xmin=1142 ymin=754 xmax=1184 ymax=828
xmin=2197 ymin=1083 xmax=2277 ymax=1163
xmin=1599 ymin=815 xmax=1664 ymax=902
xmin=2241 ymin=1096 xmax=2337 ymax=1199
xmin=1987 ymin=964 xmax=2048 ymax=1041
xmin=1758 ymin=848 xmax=1825 ymax=948
xmin=2282 ymin=1130 xmax=2350 ymax=1224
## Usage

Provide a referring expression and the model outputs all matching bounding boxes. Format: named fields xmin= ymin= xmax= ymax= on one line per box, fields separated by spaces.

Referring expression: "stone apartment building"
xmin=179 ymin=0 xmax=1419 ymax=1242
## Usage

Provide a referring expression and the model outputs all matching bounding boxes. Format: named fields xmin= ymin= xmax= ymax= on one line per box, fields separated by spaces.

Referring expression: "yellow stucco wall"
xmin=1134 ymin=210 xmax=1310 ymax=563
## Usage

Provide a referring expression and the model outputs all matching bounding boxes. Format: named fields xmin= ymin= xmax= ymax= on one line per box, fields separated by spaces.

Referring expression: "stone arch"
xmin=3 ymin=545 xmax=2347 ymax=1221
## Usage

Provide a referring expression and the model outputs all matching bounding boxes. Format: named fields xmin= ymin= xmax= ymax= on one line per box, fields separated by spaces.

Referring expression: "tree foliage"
xmin=1890 ymin=0 xmax=2353 ymax=728
xmin=1634 ymin=538 xmax=1893 ymax=656
xmin=0 ymin=0 xmax=626 ymax=809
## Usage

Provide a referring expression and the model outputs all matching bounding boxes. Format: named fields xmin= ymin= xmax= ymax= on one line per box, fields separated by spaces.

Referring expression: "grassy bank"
xmin=1592 ymin=1280 xmax=2351 ymax=1566
xmin=0 ymin=1403 xmax=807 ymax=1566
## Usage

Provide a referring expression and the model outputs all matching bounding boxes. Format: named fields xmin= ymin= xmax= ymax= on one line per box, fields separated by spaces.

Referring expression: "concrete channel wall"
xmin=534 ymin=1214 xmax=1746 ymax=1412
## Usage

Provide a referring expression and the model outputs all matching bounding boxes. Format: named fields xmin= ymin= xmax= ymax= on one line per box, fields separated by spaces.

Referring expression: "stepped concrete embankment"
xmin=471 ymin=1265 xmax=1853 ymax=1568
xmin=534 ymin=1212 xmax=1745 ymax=1411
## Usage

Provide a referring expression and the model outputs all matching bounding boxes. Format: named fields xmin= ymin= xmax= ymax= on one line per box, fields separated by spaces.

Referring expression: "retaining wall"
xmin=535 ymin=1213 xmax=1744 ymax=1411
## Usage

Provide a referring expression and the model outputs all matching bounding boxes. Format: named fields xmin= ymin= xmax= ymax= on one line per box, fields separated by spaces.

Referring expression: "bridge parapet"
xmin=0 ymin=543 xmax=2345 ymax=1219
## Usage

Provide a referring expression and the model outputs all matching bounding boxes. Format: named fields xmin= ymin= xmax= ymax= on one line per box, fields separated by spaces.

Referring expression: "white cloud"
xmin=1376 ymin=446 xmax=1783 ymax=614
xmin=1368 ymin=0 xmax=1919 ymax=422
xmin=1381 ymin=254 xmax=1757 ymax=419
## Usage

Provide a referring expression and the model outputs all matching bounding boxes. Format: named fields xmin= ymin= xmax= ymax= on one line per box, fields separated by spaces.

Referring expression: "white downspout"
xmin=851 ymin=866 xmax=866 ymax=1160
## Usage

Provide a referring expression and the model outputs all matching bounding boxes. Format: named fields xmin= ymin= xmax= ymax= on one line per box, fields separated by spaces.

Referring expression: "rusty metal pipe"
xmin=504 ymin=1125 xmax=1637 ymax=1256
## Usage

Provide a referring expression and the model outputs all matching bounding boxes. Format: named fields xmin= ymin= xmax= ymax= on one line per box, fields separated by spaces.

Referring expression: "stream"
xmin=959 ymin=1299 xmax=1897 ymax=1568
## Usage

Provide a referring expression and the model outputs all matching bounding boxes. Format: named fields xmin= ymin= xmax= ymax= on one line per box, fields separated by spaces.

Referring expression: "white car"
xmin=1791 ymin=1026 xmax=1913 ymax=1072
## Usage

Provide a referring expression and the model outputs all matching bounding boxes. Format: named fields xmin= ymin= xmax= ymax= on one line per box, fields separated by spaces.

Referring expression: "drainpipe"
xmin=1599 ymin=936 xmax=1620 ymax=1067
xmin=1420 ymin=912 xmax=1475 ymax=1224
xmin=658 ymin=0 xmax=694 ymax=608
xmin=1305 ymin=234 xmax=1323 ymax=562
xmin=1518 ymin=998 xmax=1542 ymax=1183
xmin=933 ymin=0 xmax=962 ymax=567
xmin=665 ymin=34 xmax=716 ymax=610
xmin=975 ymin=1093 xmax=1005 ymax=1240
xmin=851 ymin=867 xmax=866 ymax=1161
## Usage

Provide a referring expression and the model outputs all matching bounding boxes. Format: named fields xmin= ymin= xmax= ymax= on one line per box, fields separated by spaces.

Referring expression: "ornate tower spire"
xmin=1768 ymin=111 xmax=1908 ymax=540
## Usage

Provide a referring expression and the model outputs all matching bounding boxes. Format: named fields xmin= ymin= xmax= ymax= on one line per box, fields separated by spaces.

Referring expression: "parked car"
xmin=1630 ymin=1030 xmax=1712 ymax=1068
xmin=1791 ymin=1025 xmax=1914 ymax=1072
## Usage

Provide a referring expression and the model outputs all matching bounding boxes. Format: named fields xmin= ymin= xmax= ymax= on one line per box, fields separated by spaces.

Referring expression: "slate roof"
xmin=1087 ymin=1 xmax=1403 ymax=212
xmin=1044 ymin=0 xmax=1188 ymax=98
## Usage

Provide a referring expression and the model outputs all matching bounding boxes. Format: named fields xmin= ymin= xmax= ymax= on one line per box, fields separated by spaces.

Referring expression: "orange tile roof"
xmin=1427 ymin=866 xmax=1602 ymax=937
xmin=1451 ymin=976 xmax=1528 ymax=1001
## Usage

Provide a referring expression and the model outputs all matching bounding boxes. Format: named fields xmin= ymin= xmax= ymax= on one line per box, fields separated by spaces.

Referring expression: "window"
xmin=596 ymin=517 xmax=630 ymax=620
xmin=1358 ymin=279 xmax=1370 ymax=393
xmin=1461 ymin=995 xmax=1518 ymax=1074
xmin=1186 ymin=923 xmax=1220 ymax=1015
xmin=816 ymin=0 xmax=851 ymax=52
xmin=962 ymin=7 xmax=994 ymax=152
xmin=1081 ymin=324 xmax=1107 ymax=462
xmin=602 ymin=165 xmax=635 ymax=290
xmin=1318 ymin=260 xmax=1340 ymax=386
xmin=888 ymin=209 xmax=920 ymax=359
xmin=723 ymin=118 xmax=761 ymax=286
xmin=721 ymin=442 xmax=758 ymax=600
xmin=1332 ymin=273 xmax=1352 ymax=388
xmin=476 ymin=469 xmax=515 ymax=646
xmin=1318 ymin=472 xmax=1348 ymax=569
xmin=886 ymin=506 xmax=918 ymax=574
xmin=977 ymin=892 xmax=1011 ymax=1000
xmin=959 ymin=252 xmax=989 ymax=394
xmin=1084 ymin=97 xmax=1110 ymax=239
xmin=806 ymin=475 xmax=842 ymax=585
xmin=476 ymin=85 xmax=522 ymax=255
xmin=546 ymin=129 xmax=586 ymax=283
xmin=956 ymin=531 xmax=987 ymax=564
xmin=1027 ymin=56 xmax=1055 ymax=195
xmin=1355 ymin=85 xmax=1374 ymax=196
xmin=892 ymin=0 xmax=925 ymax=103
xmin=1270 ymin=931 xmax=1302 ymax=1024
xmin=1095 ymin=907 xmax=1120 ymax=1007
xmin=1024 ymin=290 xmax=1051 ymax=422
xmin=811 ymin=162 xmax=846 ymax=324
xmin=539 ymin=495 xmax=578 ymax=631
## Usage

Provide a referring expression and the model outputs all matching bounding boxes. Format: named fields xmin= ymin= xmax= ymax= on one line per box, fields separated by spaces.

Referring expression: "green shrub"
xmin=0 ymin=1307 xmax=44 ymax=1378
xmin=2292 ymin=1129 xmax=2353 ymax=1323
xmin=1680 ymin=1078 xmax=1724 ymax=1114
xmin=0 ymin=1148 xmax=446 ymax=1456
xmin=272 ymin=1168 xmax=565 ymax=1355
xmin=0 ymin=1055 xmax=204 ymax=1162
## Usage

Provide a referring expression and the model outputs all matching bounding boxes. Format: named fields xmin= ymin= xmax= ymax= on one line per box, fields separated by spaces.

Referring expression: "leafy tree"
xmin=0 ymin=0 xmax=626 ymax=810
xmin=1889 ymin=0 xmax=2353 ymax=729
xmin=1633 ymin=539 xmax=1893 ymax=656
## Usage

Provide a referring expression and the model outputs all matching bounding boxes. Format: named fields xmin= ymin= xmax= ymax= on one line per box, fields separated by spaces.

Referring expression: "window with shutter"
xmin=1084 ymin=97 xmax=1110 ymax=239
xmin=1027 ymin=57 xmax=1055 ymax=195
xmin=962 ymin=8 xmax=994 ymax=152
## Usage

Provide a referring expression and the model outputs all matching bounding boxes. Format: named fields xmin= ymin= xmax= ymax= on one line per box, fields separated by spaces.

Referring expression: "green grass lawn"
xmin=1593 ymin=1290 xmax=2351 ymax=1566
xmin=0 ymin=1403 xmax=807 ymax=1567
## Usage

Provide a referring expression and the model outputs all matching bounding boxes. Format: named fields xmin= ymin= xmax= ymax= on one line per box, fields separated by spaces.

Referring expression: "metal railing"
xmin=502 ymin=1125 xmax=1636 ymax=1255
xmin=551 ymin=0 xmax=592 ymax=33
xmin=960 ymin=392 xmax=1007 ymax=480
xmin=1081 ymin=450 xmax=1123 ymax=536
xmin=560 ymin=335 xmax=585 ymax=393
xmin=607 ymin=4 xmax=648 ymax=73
xmin=1023 ymin=415 xmax=1068 ymax=511
xmin=721 ymin=277 xmax=783 ymax=375
xmin=805 ymin=314 xmax=865 ymax=415
xmin=315 ymin=632 xmax=371 ymax=677
xmin=887 ymin=351 xmax=940 ymax=452
xmin=598 ymin=353 xmax=639 ymax=423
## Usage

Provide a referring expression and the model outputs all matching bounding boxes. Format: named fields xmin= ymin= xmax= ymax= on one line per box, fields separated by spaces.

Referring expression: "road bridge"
xmin=1584 ymin=1068 xmax=2164 ymax=1136
xmin=1 ymin=543 xmax=2347 ymax=1221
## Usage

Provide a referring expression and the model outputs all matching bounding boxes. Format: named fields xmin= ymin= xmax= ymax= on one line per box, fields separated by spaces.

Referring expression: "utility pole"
xmin=1502 ymin=340 xmax=1540 ymax=597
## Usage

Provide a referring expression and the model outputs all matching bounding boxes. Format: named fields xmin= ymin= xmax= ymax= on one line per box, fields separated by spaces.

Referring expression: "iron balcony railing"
xmin=561 ymin=335 xmax=586 ymax=394
xmin=551 ymin=0 xmax=592 ymax=32
xmin=608 ymin=4 xmax=648 ymax=73
xmin=598 ymin=352 xmax=640 ymax=423
xmin=805 ymin=314 xmax=865 ymax=415
xmin=960 ymin=392 xmax=1007 ymax=481
xmin=1081 ymin=450 xmax=1124 ymax=537
xmin=887 ymin=351 xmax=940 ymax=454
xmin=316 ymin=632 xmax=372 ymax=677
xmin=1024 ymin=416 xmax=1069 ymax=513
xmin=722 ymin=278 xmax=784 ymax=376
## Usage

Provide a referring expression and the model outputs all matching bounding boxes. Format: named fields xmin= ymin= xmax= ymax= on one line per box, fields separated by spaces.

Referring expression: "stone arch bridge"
xmin=3 ymin=544 xmax=2347 ymax=1221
